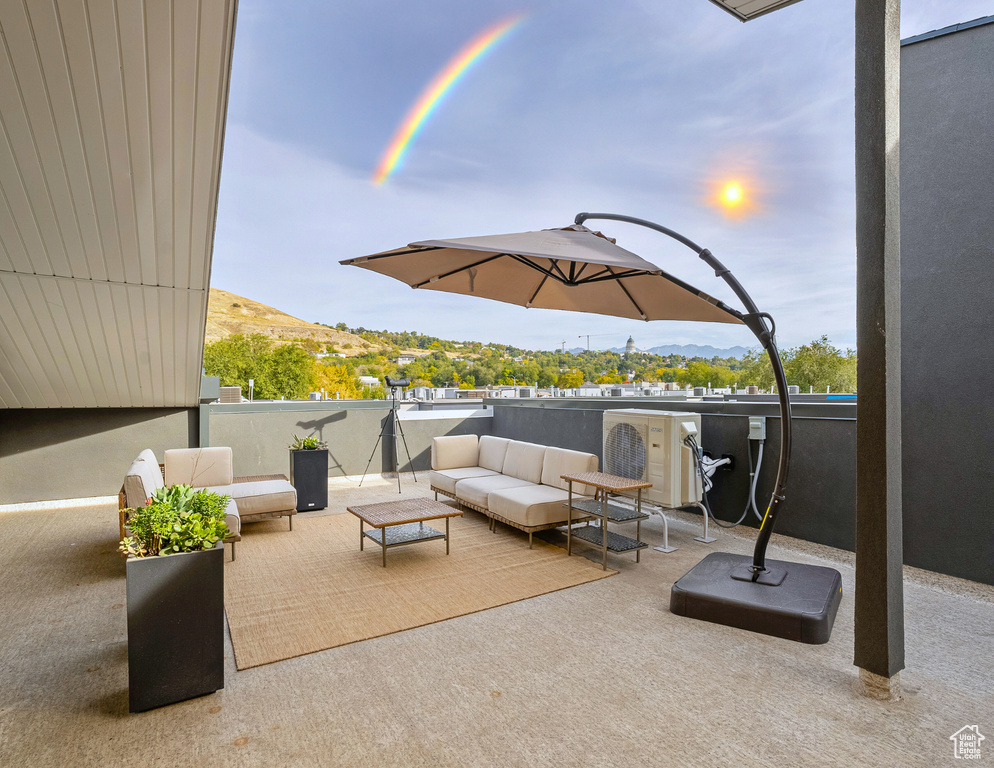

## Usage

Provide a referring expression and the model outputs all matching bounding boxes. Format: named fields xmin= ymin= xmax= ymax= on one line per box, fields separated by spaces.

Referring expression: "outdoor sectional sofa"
xmin=429 ymin=434 xmax=599 ymax=546
xmin=120 ymin=447 xmax=297 ymax=560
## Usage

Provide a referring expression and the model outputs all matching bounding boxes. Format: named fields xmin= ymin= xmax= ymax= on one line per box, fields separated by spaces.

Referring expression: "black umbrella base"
xmin=670 ymin=552 xmax=843 ymax=644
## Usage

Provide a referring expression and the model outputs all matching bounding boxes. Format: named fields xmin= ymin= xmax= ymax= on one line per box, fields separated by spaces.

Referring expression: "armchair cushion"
xmin=123 ymin=450 xmax=164 ymax=508
xmin=164 ymin=447 xmax=234 ymax=488
xmin=223 ymin=497 xmax=241 ymax=538
xmin=205 ymin=479 xmax=296 ymax=519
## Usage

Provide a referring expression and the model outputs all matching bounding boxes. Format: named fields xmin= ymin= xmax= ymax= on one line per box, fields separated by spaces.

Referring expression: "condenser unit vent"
xmin=604 ymin=421 xmax=648 ymax=481
xmin=602 ymin=409 xmax=703 ymax=508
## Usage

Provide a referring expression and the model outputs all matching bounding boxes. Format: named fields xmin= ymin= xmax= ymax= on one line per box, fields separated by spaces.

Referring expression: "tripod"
xmin=359 ymin=384 xmax=417 ymax=493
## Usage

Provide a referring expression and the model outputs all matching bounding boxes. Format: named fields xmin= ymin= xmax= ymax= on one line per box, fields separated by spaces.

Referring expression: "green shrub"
xmin=289 ymin=434 xmax=326 ymax=450
xmin=121 ymin=484 xmax=230 ymax=557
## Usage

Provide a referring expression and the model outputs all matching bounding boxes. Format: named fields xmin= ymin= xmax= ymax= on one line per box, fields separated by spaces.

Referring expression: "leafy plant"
xmin=289 ymin=434 xmax=326 ymax=450
xmin=121 ymin=484 xmax=230 ymax=558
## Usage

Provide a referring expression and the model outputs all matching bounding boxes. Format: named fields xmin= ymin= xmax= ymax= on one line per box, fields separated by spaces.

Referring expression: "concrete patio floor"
xmin=1 ymin=474 xmax=991 ymax=767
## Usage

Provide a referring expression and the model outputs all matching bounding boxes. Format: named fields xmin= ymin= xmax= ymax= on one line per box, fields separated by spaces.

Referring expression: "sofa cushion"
xmin=501 ymin=441 xmax=546 ymax=484
xmin=541 ymin=446 xmax=599 ymax=494
xmin=165 ymin=447 xmax=234 ymax=487
xmin=430 ymin=467 xmax=501 ymax=495
xmin=431 ymin=434 xmax=479 ymax=470
xmin=453 ymin=475 xmax=536 ymax=510
xmin=223 ymin=497 xmax=241 ymax=538
xmin=488 ymin=485 xmax=593 ymax=529
xmin=478 ymin=435 xmax=511 ymax=472
xmin=123 ymin=453 xmax=164 ymax=508
xmin=205 ymin=479 xmax=296 ymax=519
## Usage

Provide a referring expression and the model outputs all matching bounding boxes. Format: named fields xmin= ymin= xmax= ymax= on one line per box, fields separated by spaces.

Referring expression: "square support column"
xmin=853 ymin=0 xmax=904 ymax=696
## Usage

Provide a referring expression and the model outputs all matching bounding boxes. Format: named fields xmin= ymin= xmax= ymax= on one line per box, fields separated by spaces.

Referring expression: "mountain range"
xmin=569 ymin=344 xmax=754 ymax=358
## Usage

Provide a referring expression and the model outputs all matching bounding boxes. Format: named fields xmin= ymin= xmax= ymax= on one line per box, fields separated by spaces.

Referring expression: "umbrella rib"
xmin=607 ymin=268 xmax=648 ymax=320
xmin=526 ymin=274 xmax=550 ymax=307
xmin=548 ymin=259 xmax=570 ymax=282
xmin=509 ymin=254 xmax=561 ymax=282
xmin=410 ymin=253 xmax=506 ymax=289
xmin=577 ymin=269 xmax=654 ymax=285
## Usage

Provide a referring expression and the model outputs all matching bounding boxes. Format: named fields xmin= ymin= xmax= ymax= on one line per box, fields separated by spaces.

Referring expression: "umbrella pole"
xmin=574 ymin=212 xmax=790 ymax=577
xmin=576 ymin=212 xmax=842 ymax=643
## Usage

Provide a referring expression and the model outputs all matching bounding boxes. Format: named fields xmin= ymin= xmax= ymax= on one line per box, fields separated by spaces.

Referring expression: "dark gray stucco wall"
xmin=206 ymin=402 xmax=492 ymax=479
xmin=491 ymin=400 xmax=858 ymax=553
xmin=901 ymin=22 xmax=994 ymax=585
xmin=0 ymin=408 xmax=197 ymax=503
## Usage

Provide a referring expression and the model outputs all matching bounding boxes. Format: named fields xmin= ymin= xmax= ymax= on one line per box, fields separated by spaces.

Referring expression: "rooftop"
xmin=2 ymin=474 xmax=991 ymax=766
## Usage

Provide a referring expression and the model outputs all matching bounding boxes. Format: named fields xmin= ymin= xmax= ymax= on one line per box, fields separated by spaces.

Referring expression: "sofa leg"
xmin=289 ymin=513 xmax=293 ymax=531
xmin=528 ymin=532 xmax=533 ymax=549
xmin=230 ymin=541 xmax=236 ymax=561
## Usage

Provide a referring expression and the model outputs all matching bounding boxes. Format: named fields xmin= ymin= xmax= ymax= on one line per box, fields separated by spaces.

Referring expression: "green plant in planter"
xmin=289 ymin=434 xmax=326 ymax=450
xmin=121 ymin=484 xmax=231 ymax=557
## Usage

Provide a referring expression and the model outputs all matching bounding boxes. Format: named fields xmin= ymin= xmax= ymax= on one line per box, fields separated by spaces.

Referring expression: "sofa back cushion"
xmin=541 ymin=446 xmax=599 ymax=493
xmin=478 ymin=435 xmax=511 ymax=473
xmin=123 ymin=450 xmax=164 ymax=508
xmin=501 ymin=440 xmax=546 ymax=484
xmin=164 ymin=447 xmax=234 ymax=487
xmin=431 ymin=435 xmax=480 ymax=470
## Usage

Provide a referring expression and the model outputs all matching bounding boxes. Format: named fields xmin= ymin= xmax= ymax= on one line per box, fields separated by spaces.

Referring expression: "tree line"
xmin=203 ymin=332 xmax=856 ymax=400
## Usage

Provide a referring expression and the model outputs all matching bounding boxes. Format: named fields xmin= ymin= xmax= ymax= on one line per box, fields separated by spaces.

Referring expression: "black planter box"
xmin=290 ymin=448 xmax=329 ymax=511
xmin=126 ymin=544 xmax=224 ymax=712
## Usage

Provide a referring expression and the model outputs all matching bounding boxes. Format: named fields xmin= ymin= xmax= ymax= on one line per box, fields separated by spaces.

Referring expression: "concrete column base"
xmin=857 ymin=668 xmax=902 ymax=701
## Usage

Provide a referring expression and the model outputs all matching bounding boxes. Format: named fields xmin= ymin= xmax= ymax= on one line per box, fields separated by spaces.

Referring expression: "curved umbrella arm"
xmin=574 ymin=211 xmax=791 ymax=577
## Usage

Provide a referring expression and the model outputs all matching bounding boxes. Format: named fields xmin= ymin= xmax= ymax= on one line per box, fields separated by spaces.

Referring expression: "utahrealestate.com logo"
xmin=950 ymin=726 xmax=985 ymax=760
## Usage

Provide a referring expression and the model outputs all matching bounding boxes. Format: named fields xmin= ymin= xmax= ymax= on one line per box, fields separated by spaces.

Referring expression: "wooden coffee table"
xmin=347 ymin=498 xmax=463 ymax=567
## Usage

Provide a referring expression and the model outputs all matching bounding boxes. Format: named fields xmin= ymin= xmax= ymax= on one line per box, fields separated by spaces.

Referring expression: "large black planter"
xmin=290 ymin=448 xmax=328 ymax=511
xmin=126 ymin=543 xmax=224 ymax=713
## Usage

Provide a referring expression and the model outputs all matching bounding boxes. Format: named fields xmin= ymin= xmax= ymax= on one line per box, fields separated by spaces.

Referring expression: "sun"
xmin=721 ymin=181 xmax=745 ymax=207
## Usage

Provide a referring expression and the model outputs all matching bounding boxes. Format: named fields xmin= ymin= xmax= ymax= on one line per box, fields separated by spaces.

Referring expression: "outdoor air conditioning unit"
xmin=602 ymin=409 xmax=703 ymax=508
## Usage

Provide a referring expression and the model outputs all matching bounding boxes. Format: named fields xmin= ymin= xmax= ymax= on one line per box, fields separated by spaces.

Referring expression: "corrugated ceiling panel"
xmin=0 ymin=0 xmax=237 ymax=408
xmin=190 ymin=0 xmax=231 ymax=292
xmin=0 ymin=8 xmax=65 ymax=277
xmin=1 ymin=3 xmax=86 ymax=278
xmin=0 ymin=272 xmax=63 ymax=406
xmin=60 ymin=0 xmax=130 ymax=285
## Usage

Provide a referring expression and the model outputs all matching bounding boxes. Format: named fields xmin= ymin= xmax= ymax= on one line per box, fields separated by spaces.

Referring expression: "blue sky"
xmin=211 ymin=1 xmax=993 ymax=353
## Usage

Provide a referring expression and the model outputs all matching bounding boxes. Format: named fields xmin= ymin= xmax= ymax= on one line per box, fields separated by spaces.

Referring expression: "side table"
xmin=561 ymin=472 xmax=652 ymax=571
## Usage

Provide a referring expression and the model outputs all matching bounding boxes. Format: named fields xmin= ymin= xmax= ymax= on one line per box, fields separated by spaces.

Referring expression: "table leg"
xmin=636 ymin=489 xmax=642 ymax=563
xmin=567 ymin=481 xmax=573 ymax=556
xmin=382 ymin=527 xmax=387 ymax=567
xmin=359 ymin=518 xmax=364 ymax=551
xmin=446 ymin=517 xmax=450 ymax=554
xmin=600 ymin=490 xmax=608 ymax=571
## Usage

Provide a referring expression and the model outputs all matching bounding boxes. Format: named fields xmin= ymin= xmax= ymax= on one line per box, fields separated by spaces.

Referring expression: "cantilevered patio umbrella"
xmin=341 ymin=223 xmax=744 ymax=325
xmin=342 ymin=212 xmax=842 ymax=644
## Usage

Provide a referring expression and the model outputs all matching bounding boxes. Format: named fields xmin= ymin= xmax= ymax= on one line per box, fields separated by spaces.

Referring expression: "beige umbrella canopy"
xmin=340 ymin=224 xmax=743 ymax=325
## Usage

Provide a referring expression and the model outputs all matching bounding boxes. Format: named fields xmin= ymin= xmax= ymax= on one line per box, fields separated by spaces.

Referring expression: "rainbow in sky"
xmin=373 ymin=13 xmax=526 ymax=185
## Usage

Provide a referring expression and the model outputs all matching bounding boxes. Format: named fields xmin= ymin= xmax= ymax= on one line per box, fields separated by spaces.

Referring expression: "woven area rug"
xmin=224 ymin=511 xmax=615 ymax=669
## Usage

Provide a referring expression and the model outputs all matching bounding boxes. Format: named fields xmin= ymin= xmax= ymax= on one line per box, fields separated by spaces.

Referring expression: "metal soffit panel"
xmin=0 ymin=0 xmax=237 ymax=408
xmin=707 ymin=0 xmax=804 ymax=22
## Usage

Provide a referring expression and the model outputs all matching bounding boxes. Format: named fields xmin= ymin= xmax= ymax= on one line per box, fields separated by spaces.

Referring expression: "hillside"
xmin=206 ymin=288 xmax=378 ymax=355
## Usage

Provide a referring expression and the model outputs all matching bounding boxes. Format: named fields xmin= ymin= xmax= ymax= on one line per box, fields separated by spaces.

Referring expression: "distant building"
xmin=395 ymin=354 xmax=417 ymax=365
xmin=625 ymin=336 xmax=636 ymax=354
